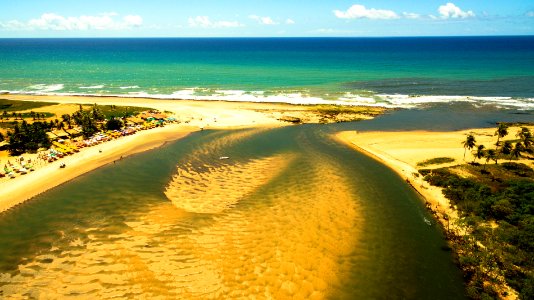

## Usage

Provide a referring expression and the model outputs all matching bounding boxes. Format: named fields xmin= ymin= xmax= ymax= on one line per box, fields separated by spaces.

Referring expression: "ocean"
xmin=1 ymin=36 xmax=533 ymax=109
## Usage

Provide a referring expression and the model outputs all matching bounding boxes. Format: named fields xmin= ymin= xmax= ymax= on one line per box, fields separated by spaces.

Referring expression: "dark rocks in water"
xmin=278 ymin=116 xmax=302 ymax=124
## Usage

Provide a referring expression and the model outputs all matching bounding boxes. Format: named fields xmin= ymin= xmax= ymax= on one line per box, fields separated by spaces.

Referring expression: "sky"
xmin=0 ymin=1 xmax=533 ymax=37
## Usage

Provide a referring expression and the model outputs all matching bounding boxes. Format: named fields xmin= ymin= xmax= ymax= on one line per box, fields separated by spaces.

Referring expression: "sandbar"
xmin=336 ymin=127 xmax=533 ymax=227
xmin=0 ymin=94 xmax=304 ymax=213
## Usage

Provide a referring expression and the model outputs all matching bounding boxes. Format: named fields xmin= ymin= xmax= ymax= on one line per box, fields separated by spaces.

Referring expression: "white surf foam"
xmin=27 ymin=84 xmax=65 ymax=92
xmin=79 ymin=85 xmax=105 ymax=89
xmin=4 ymin=87 xmax=534 ymax=110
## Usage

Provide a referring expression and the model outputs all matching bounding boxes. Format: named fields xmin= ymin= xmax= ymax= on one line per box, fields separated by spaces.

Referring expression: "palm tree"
xmin=510 ymin=142 xmax=523 ymax=161
xmin=484 ymin=149 xmax=496 ymax=170
xmin=474 ymin=145 xmax=485 ymax=163
xmin=462 ymin=134 xmax=476 ymax=161
xmin=501 ymin=141 xmax=512 ymax=157
xmin=494 ymin=123 xmax=508 ymax=150
xmin=516 ymin=127 xmax=532 ymax=150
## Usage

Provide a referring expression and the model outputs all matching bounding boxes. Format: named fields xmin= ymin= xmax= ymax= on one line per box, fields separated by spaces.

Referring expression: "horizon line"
xmin=0 ymin=34 xmax=533 ymax=39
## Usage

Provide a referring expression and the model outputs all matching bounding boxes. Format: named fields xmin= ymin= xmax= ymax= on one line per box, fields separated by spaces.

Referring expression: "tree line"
xmin=3 ymin=104 xmax=127 ymax=156
xmin=419 ymin=124 xmax=534 ymax=299
xmin=462 ymin=124 xmax=533 ymax=168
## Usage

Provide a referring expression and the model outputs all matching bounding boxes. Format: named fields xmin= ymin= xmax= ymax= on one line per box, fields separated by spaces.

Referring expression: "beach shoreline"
xmin=0 ymin=124 xmax=200 ymax=213
xmin=335 ymin=131 xmax=459 ymax=228
xmin=2 ymin=94 xmax=336 ymax=213
xmin=335 ymin=127 xmax=533 ymax=230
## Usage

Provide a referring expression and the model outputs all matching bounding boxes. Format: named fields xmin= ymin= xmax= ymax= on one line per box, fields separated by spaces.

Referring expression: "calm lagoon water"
xmin=0 ymin=119 xmax=471 ymax=299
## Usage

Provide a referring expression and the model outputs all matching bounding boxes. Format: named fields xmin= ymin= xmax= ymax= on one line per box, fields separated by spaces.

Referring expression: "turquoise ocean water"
xmin=1 ymin=37 xmax=533 ymax=297
xmin=0 ymin=37 xmax=533 ymax=108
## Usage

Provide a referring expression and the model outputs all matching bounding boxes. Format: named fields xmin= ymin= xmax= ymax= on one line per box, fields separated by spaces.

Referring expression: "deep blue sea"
xmin=0 ymin=36 xmax=533 ymax=108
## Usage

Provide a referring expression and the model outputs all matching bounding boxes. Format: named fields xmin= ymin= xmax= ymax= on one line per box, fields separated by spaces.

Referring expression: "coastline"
xmin=0 ymin=124 xmax=198 ymax=213
xmin=335 ymin=128 xmax=533 ymax=229
xmin=335 ymin=131 xmax=458 ymax=228
xmin=1 ymin=93 xmax=335 ymax=213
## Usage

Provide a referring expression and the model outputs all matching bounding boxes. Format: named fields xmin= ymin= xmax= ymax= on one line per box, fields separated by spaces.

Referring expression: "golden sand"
xmin=335 ymin=126 xmax=533 ymax=233
xmin=0 ymin=93 xmax=294 ymax=213
xmin=0 ymin=130 xmax=362 ymax=299
xmin=0 ymin=124 xmax=195 ymax=213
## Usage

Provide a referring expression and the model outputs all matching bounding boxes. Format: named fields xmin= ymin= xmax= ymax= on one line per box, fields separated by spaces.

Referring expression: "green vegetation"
xmin=0 ymin=98 xmax=57 ymax=111
xmin=416 ymin=157 xmax=455 ymax=167
xmin=423 ymin=165 xmax=533 ymax=299
xmin=1 ymin=111 xmax=52 ymax=125
xmin=105 ymin=117 xmax=124 ymax=130
xmin=96 ymin=104 xmax=152 ymax=119
xmin=462 ymin=134 xmax=476 ymax=161
xmin=71 ymin=104 xmax=103 ymax=138
xmin=421 ymin=124 xmax=534 ymax=299
xmin=3 ymin=103 xmax=157 ymax=156
xmin=6 ymin=121 xmax=51 ymax=155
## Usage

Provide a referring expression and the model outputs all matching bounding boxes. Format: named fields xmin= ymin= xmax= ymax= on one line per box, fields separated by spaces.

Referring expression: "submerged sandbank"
xmin=0 ymin=94 xmax=385 ymax=213
xmin=0 ymin=94 xmax=296 ymax=213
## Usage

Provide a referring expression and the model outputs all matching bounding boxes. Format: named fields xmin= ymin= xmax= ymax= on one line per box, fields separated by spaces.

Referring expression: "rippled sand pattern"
xmin=164 ymin=154 xmax=294 ymax=213
xmin=0 ymin=130 xmax=362 ymax=299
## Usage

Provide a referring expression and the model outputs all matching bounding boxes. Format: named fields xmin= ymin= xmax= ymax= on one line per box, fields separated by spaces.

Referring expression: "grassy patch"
xmin=85 ymin=104 xmax=154 ymax=119
xmin=416 ymin=157 xmax=455 ymax=167
xmin=0 ymin=99 xmax=58 ymax=111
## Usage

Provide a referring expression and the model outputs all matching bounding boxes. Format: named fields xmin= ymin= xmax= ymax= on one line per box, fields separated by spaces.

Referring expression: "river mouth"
xmin=0 ymin=124 xmax=466 ymax=299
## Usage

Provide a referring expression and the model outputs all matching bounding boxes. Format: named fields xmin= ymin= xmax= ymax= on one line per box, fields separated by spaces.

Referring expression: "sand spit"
xmin=335 ymin=127 xmax=533 ymax=230
xmin=0 ymin=124 xmax=196 ymax=213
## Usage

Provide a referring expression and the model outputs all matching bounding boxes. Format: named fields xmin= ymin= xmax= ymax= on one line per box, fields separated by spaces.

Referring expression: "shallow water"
xmin=0 ymin=122 xmax=468 ymax=299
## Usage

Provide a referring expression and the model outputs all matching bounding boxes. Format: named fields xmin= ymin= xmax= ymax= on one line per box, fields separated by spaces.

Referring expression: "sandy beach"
xmin=0 ymin=124 xmax=198 ymax=212
xmin=1 ymin=94 xmax=311 ymax=213
xmin=2 ymin=94 xmax=380 ymax=127
xmin=336 ymin=127 xmax=534 ymax=228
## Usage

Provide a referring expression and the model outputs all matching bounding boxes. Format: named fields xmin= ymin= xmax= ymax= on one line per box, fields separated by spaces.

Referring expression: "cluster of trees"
xmin=414 ymin=125 xmax=534 ymax=299
xmin=5 ymin=121 xmax=51 ymax=155
xmin=462 ymin=124 xmax=533 ymax=169
xmin=1 ymin=110 xmax=48 ymax=121
xmin=423 ymin=167 xmax=533 ymax=299
xmin=70 ymin=104 xmax=105 ymax=138
xmin=4 ymin=104 xmax=129 ymax=155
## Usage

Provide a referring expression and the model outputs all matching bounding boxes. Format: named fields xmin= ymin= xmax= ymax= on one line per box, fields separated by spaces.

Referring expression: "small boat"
xmin=424 ymin=217 xmax=432 ymax=226
xmin=219 ymin=156 xmax=230 ymax=160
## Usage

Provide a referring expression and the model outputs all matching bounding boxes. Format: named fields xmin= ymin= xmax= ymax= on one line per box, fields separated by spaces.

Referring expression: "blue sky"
xmin=0 ymin=1 xmax=533 ymax=37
